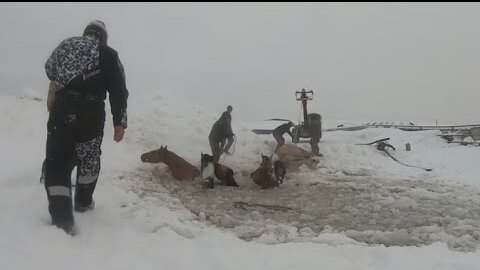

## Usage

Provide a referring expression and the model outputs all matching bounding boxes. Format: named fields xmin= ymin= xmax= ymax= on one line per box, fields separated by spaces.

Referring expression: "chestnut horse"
xmin=141 ymin=145 xmax=200 ymax=181
xmin=250 ymin=154 xmax=279 ymax=189
xmin=200 ymin=153 xmax=238 ymax=187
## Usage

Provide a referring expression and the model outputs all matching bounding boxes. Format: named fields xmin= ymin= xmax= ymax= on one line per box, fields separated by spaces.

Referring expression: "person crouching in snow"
xmin=273 ymin=121 xmax=294 ymax=152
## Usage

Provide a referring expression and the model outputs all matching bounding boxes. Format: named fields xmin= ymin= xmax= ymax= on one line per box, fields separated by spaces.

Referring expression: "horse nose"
xmin=141 ymin=155 xmax=149 ymax=162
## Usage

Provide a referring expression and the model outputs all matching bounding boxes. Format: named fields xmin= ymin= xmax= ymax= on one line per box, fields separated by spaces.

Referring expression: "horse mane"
xmin=161 ymin=148 xmax=190 ymax=167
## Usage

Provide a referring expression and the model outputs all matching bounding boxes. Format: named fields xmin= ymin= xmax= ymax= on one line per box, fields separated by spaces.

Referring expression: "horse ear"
xmin=165 ymin=145 xmax=168 ymax=150
xmin=160 ymin=145 xmax=163 ymax=150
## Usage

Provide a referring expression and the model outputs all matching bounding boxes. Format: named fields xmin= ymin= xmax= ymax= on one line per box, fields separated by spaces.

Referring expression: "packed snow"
xmin=1 ymin=89 xmax=480 ymax=269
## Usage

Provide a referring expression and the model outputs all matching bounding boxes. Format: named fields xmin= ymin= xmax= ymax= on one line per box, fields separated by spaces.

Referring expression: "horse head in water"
xmin=141 ymin=146 xmax=199 ymax=181
xmin=251 ymin=154 xmax=278 ymax=189
xmin=141 ymin=145 xmax=170 ymax=163
xmin=201 ymin=153 xmax=238 ymax=187
xmin=200 ymin=152 xmax=214 ymax=175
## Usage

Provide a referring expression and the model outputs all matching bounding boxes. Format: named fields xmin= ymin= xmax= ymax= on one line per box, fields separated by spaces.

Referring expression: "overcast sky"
xmin=1 ymin=2 xmax=479 ymax=124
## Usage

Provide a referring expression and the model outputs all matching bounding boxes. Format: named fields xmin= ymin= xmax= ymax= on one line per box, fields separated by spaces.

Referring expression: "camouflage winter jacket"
xmin=45 ymin=35 xmax=129 ymax=128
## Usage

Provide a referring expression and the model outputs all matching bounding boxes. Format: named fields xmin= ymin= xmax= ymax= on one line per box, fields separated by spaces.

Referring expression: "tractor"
xmin=252 ymin=88 xmax=322 ymax=144
xmin=291 ymin=89 xmax=322 ymax=143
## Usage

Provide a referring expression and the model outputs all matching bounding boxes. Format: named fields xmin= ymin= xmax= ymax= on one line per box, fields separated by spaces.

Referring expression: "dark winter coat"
xmin=209 ymin=111 xmax=233 ymax=143
xmin=273 ymin=122 xmax=293 ymax=137
xmin=45 ymin=35 xmax=129 ymax=128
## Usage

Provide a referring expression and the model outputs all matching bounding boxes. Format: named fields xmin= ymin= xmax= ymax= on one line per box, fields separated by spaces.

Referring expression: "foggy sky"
xmin=1 ymin=2 xmax=479 ymax=124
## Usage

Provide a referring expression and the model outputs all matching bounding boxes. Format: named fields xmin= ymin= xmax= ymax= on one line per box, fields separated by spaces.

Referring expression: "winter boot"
xmin=74 ymin=199 xmax=95 ymax=213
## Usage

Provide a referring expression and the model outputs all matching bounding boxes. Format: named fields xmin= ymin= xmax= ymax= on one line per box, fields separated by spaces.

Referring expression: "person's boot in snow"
xmin=74 ymin=200 xmax=95 ymax=213
xmin=310 ymin=142 xmax=323 ymax=157
xmin=54 ymin=220 xmax=76 ymax=236
xmin=49 ymin=197 xmax=75 ymax=235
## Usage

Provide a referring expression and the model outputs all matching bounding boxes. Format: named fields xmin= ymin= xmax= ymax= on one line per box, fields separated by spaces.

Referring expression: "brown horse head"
xmin=141 ymin=145 xmax=169 ymax=163
xmin=201 ymin=152 xmax=238 ymax=187
xmin=142 ymin=146 xmax=200 ymax=181
xmin=200 ymin=152 xmax=214 ymax=173
xmin=251 ymin=154 xmax=277 ymax=189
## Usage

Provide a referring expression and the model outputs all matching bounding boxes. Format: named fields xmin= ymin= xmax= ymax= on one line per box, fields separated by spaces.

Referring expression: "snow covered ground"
xmin=1 ymin=90 xmax=480 ymax=269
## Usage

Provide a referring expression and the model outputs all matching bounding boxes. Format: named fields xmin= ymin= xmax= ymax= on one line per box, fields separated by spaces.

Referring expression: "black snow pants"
xmin=220 ymin=134 xmax=234 ymax=154
xmin=209 ymin=136 xmax=222 ymax=164
xmin=44 ymin=94 xmax=105 ymax=230
xmin=310 ymin=136 xmax=320 ymax=156
xmin=273 ymin=132 xmax=285 ymax=152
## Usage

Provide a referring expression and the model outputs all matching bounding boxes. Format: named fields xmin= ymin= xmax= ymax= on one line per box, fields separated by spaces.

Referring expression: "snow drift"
xmin=1 ymin=90 xmax=480 ymax=270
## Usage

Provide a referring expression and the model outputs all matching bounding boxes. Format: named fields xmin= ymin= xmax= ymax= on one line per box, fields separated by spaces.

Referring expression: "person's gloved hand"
xmin=114 ymin=126 xmax=125 ymax=142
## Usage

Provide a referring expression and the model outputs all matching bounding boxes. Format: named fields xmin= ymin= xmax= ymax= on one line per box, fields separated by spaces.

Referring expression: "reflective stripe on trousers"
xmin=48 ymin=186 xmax=71 ymax=197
